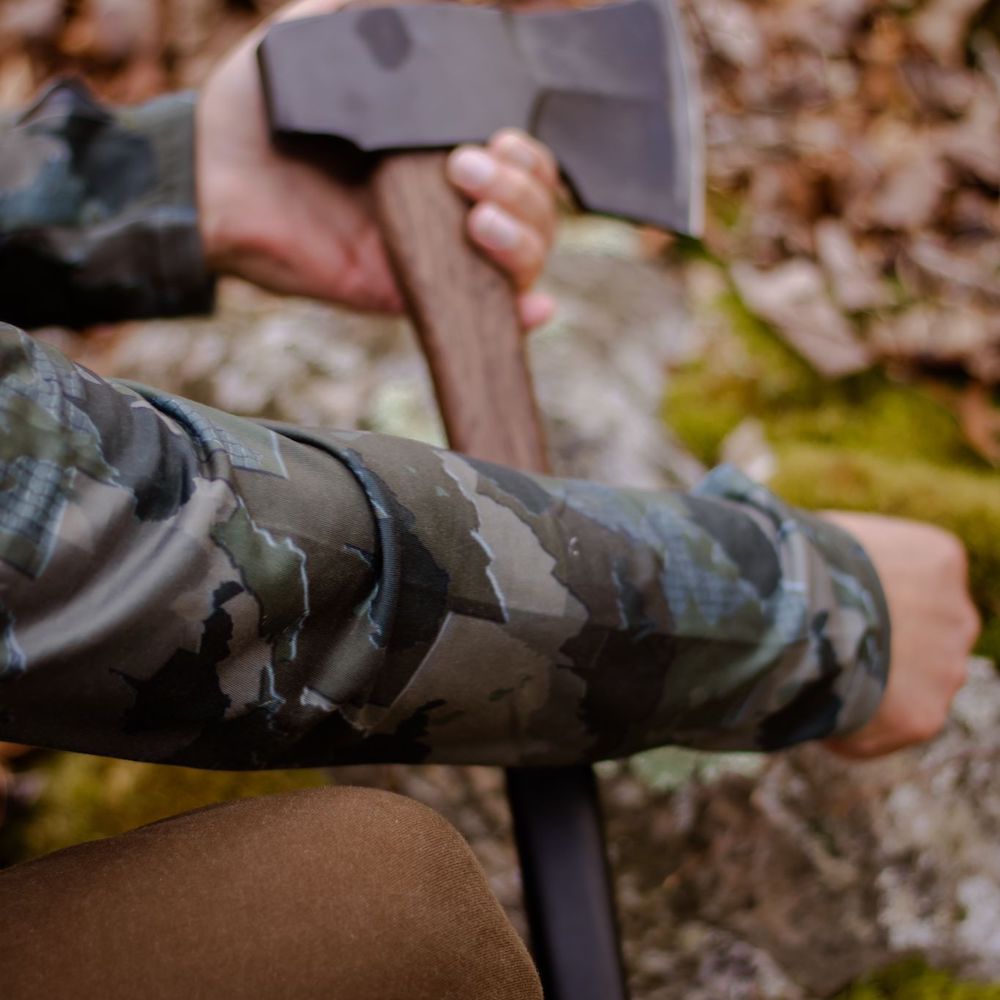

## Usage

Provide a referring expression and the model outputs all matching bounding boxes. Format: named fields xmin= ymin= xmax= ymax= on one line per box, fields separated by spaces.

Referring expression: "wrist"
xmin=194 ymin=91 xmax=284 ymax=291
xmin=194 ymin=98 xmax=232 ymax=279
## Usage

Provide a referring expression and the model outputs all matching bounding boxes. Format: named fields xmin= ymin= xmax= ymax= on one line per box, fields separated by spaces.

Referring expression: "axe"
xmin=258 ymin=2 xmax=703 ymax=996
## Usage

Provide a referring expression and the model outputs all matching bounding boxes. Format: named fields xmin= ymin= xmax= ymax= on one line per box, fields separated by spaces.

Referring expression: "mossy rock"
xmin=837 ymin=959 xmax=1000 ymax=1000
xmin=664 ymin=287 xmax=983 ymax=471
xmin=2 ymin=753 xmax=328 ymax=864
xmin=664 ymin=270 xmax=1000 ymax=661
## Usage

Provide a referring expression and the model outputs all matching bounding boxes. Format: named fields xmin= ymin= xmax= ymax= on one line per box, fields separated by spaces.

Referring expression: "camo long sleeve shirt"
xmin=0 ymin=82 xmax=891 ymax=769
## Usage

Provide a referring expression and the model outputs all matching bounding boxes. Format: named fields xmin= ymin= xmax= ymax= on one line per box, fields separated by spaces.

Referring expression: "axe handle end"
xmin=372 ymin=152 xmax=549 ymax=474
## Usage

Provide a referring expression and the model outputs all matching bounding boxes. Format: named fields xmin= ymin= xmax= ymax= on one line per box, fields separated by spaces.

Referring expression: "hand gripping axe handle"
xmin=258 ymin=5 xmax=703 ymax=995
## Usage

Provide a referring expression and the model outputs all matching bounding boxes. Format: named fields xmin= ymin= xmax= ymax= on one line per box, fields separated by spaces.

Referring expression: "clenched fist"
xmin=821 ymin=513 xmax=980 ymax=759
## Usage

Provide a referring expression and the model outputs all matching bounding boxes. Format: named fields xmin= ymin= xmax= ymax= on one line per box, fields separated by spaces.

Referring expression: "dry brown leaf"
xmin=912 ymin=0 xmax=993 ymax=65
xmin=0 ymin=0 xmax=62 ymax=52
xmin=968 ymin=318 xmax=1000 ymax=385
xmin=900 ymin=59 xmax=979 ymax=116
xmin=762 ymin=0 xmax=871 ymax=55
xmin=906 ymin=237 xmax=1000 ymax=305
xmin=940 ymin=92 xmax=1000 ymax=186
xmin=869 ymin=304 xmax=1000 ymax=383
xmin=948 ymin=189 xmax=1000 ymax=239
xmin=677 ymin=0 xmax=999 ymax=392
xmin=62 ymin=0 xmax=160 ymax=62
xmin=693 ymin=0 xmax=765 ymax=68
xmin=867 ymin=148 xmax=950 ymax=232
xmin=732 ymin=259 xmax=873 ymax=376
xmin=745 ymin=161 xmax=822 ymax=260
xmin=815 ymin=218 xmax=892 ymax=312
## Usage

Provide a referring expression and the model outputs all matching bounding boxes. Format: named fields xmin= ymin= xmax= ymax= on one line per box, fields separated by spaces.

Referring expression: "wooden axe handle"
xmin=372 ymin=152 xmax=628 ymax=1000
xmin=373 ymin=152 xmax=548 ymax=472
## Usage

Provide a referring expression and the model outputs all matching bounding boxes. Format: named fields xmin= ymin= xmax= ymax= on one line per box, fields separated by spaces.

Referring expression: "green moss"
xmin=666 ymin=288 xmax=981 ymax=470
xmin=1 ymin=753 xmax=328 ymax=863
xmin=665 ymin=367 xmax=748 ymax=464
xmin=663 ymin=288 xmax=815 ymax=463
xmin=771 ymin=446 xmax=1000 ymax=657
xmin=837 ymin=958 xmax=1000 ymax=999
xmin=666 ymin=365 xmax=973 ymax=470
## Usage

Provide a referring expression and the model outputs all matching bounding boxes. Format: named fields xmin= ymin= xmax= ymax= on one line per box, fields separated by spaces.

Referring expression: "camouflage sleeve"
xmin=0 ymin=324 xmax=890 ymax=769
xmin=0 ymin=79 xmax=214 ymax=330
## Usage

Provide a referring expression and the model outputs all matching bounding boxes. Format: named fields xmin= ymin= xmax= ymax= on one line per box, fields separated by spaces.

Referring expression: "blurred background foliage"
xmin=836 ymin=960 xmax=1000 ymax=999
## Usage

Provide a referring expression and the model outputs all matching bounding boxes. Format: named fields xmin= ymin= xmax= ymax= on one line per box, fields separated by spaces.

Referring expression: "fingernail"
xmin=447 ymin=147 xmax=496 ymax=190
xmin=471 ymin=205 xmax=520 ymax=251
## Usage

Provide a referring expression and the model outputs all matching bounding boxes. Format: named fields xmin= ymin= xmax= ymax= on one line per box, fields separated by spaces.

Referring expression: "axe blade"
xmin=258 ymin=0 xmax=704 ymax=235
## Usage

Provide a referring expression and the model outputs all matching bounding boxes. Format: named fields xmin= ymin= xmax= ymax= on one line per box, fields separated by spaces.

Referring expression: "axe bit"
xmin=258 ymin=5 xmax=703 ymax=998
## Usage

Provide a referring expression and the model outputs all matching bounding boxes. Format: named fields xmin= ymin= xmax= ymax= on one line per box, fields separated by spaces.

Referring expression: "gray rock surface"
xmin=610 ymin=657 xmax=1000 ymax=999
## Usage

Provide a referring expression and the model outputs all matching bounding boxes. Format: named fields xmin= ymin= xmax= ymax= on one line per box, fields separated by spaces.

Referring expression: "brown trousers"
xmin=0 ymin=786 xmax=543 ymax=1000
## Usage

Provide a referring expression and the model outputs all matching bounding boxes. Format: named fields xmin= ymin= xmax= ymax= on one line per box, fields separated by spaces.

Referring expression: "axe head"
xmin=258 ymin=0 xmax=704 ymax=236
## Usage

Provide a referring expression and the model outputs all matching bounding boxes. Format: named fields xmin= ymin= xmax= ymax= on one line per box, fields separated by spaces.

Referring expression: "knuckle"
xmin=515 ymin=232 xmax=545 ymax=286
xmin=494 ymin=129 xmax=558 ymax=184
xmin=962 ymin=606 xmax=981 ymax=648
xmin=910 ymin=709 xmax=946 ymax=744
xmin=504 ymin=165 xmax=538 ymax=208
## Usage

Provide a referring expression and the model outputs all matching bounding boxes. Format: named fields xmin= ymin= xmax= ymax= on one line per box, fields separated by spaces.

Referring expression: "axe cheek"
xmin=532 ymin=91 xmax=685 ymax=231
xmin=257 ymin=0 xmax=703 ymax=235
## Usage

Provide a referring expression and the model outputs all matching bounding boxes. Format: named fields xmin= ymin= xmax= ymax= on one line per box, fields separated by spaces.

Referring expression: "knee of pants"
xmin=1 ymin=784 xmax=542 ymax=1000
xmin=223 ymin=785 xmax=536 ymax=988
xmin=210 ymin=784 xmax=491 ymax=904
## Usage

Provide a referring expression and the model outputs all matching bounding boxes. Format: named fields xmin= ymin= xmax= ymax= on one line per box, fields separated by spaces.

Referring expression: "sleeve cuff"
xmin=116 ymin=90 xmax=216 ymax=318
xmin=0 ymin=80 xmax=215 ymax=328
xmin=694 ymin=465 xmax=892 ymax=743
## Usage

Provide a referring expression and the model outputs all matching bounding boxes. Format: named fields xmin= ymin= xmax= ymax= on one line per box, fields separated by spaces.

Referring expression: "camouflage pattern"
xmin=0 ymin=322 xmax=889 ymax=768
xmin=0 ymin=83 xmax=889 ymax=767
xmin=0 ymin=79 xmax=214 ymax=330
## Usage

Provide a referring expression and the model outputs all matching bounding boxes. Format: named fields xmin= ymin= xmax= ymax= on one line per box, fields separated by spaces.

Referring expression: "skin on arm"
xmin=196 ymin=0 xmax=559 ymax=329
xmin=821 ymin=512 xmax=980 ymax=758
